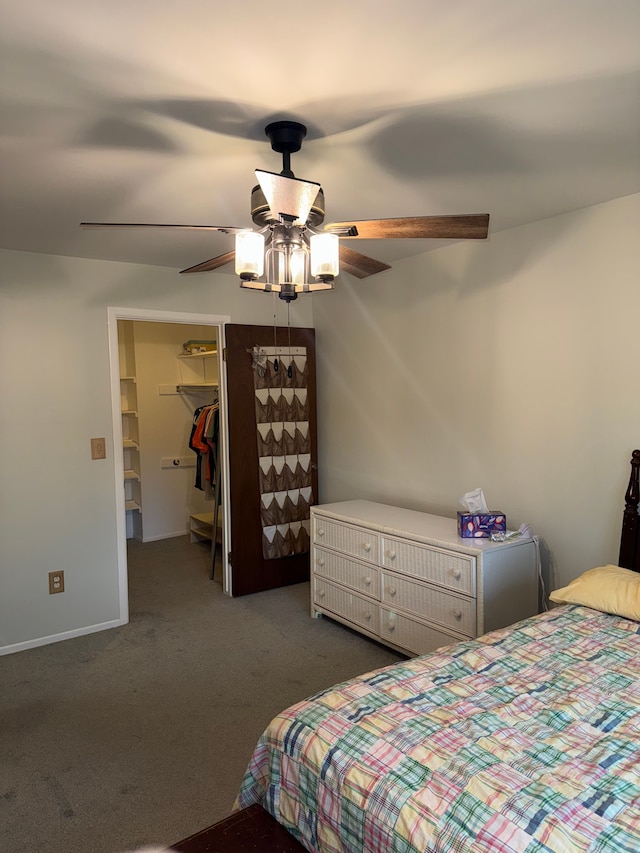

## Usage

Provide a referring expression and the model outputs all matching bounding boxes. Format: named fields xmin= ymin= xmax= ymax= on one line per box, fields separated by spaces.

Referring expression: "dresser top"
xmin=312 ymin=500 xmax=530 ymax=555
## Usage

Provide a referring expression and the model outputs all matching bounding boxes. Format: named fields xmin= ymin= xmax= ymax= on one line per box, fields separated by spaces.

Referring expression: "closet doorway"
xmin=107 ymin=307 xmax=231 ymax=625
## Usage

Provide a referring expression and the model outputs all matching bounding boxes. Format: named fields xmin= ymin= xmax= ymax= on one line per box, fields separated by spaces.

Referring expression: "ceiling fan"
xmin=81 ymin=120 xmax=489 ymax=300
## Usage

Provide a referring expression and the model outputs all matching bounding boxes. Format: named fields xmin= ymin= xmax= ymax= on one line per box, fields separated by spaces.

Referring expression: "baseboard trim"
xmin=141 ymin=530 xmax=191 ymax=543
xmin=0 ymin=618 xmax=126 ymax=656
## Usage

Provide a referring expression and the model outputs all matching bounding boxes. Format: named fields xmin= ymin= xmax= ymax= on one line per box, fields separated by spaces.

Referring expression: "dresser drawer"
xmin=380 ymin=608 xmax=462 ymax=656
xmin=313 ymin=517 xmax=380 ymax=564
xmin=381 ymin=537 xmax=475 ymax=596
xmin=313 ymin=547 xmax=380 ymax=598
xmin=313 ymin=578 xmax=379 ymax=635
xmin=381 ymin=572 xmax=475 ymax=637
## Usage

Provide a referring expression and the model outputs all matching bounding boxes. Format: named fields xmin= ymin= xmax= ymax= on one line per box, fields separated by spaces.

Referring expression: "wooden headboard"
xmin=619 ymin=449 xmax=640 ymax=573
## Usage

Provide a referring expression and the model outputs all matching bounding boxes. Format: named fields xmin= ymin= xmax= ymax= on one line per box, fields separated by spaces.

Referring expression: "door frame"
xmin=107 ymin=306 xmax=232 ymax=625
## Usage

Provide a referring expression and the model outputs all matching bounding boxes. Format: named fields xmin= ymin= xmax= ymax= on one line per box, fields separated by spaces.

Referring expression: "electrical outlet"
xmin=49 ymin=571 xmax=65 ymax=594
xmin=91 ymin=437 xmax=106 ymax=460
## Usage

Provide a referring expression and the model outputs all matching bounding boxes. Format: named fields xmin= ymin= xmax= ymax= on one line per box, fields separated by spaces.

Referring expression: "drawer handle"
xmin=364 ymin=576 xmax=372 ymax=586
xmin=318 ymin=558 xmax=325 ymax=567
xmin=388 ymin=550 xmax=397 ymax=560
xmin=453 ymin=609 xmax=462 ymax=620
xmin=317 ymin=528 xmax=325 ymax=537
xmin=388 ymin=586 xmax=397 ymax=597
xmin=451 ymin=568 xmax=462 ymax=580
xmin=363 ymin=542 xmax=371 ymax=552
xmin=364 ymin=611 xmax=372 ymax=621
xmin=387 ymin=620 xmax=396 ymax=631
xmin=318 ymin=589 xmax=325 ymax=598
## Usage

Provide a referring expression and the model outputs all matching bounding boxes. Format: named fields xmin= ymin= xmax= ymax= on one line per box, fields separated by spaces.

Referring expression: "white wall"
xmin=0 ymin=251 xmax=312 ymax=653
xmin=313 ymin=194 xmax=640 ymax=592
xmin=1 ymin=195 xmax=637 ymax=653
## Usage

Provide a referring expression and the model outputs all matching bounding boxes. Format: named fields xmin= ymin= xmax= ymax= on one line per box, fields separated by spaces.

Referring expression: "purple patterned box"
xmin=457 ymin=511 xmax=506 ymax=538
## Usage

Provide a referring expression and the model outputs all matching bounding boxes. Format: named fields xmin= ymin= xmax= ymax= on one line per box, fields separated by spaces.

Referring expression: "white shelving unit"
xmin=121 ymin=382 xmax=142 ymax=525
xmin=176 ymin=350 xmax=218 ymax=392
xmin=189 ymin=511 xmax=223 ymax=545
xmin=118 ymin=322 xmax=142 ymax=539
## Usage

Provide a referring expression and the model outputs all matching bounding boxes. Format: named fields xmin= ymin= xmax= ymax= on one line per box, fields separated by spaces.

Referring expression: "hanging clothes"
xmin=189 ymin=402 xmax=219 ymax=498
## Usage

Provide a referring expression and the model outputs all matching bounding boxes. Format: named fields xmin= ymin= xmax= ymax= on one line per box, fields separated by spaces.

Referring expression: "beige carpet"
xmin=0 ymin=536 xmax=403 ymax=853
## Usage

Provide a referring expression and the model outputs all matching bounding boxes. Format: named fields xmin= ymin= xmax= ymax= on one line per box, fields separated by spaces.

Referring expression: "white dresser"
xmin=311 ymin=500 xmax=539 ymax=656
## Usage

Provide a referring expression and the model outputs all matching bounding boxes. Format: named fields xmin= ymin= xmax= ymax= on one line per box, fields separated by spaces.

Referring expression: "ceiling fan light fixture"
xmin=239 ymin=277 xmax=335 ymax=302
xmin=266 ymin=225 xmax=309 ymax=287
xmin=235 ymin=230 xmax=265 ymax=280
xmin=238 ymin=224 xmax=337 ymax=302
xmin=310 ymin=232 xmax=339 ymax=281
xmin=82 ymin=118 xmax=491 ymax=287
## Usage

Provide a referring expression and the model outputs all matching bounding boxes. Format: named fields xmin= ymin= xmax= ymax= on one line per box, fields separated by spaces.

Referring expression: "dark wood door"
xmin=225 ymin=324 xmax=318 ymax=596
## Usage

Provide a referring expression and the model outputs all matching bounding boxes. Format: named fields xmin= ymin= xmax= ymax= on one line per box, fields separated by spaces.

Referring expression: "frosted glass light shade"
xmin=235 ymin=231 xmax=264 ymax=278
xmin=288 ymin=247 xmax=308 ymax=285
xmin=310 ymin=233 xmax=339 ymax=278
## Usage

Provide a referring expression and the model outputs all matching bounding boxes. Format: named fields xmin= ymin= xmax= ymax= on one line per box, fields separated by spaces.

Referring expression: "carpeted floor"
xmin=0 ymin=536 xmax=403 ymax=853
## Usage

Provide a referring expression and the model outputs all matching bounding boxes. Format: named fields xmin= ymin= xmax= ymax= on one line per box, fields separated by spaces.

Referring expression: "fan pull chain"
xmin=272 ymin=291 xmax=279 ymax=374
xmin=287 ymin=302 xmax=293 ymax=379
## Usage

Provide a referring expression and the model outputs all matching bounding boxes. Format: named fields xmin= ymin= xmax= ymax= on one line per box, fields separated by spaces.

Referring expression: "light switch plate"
xmin=91 ymin=438 xmax=106 ymax=459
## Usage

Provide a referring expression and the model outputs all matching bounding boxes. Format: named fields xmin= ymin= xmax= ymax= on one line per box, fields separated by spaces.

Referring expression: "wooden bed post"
xmin=619 ymin=449 xmax=640 ymax=572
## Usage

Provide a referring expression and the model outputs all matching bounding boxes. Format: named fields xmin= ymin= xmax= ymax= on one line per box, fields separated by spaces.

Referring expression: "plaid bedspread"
xmin=237 ymin=606 xmax=640 ymax=852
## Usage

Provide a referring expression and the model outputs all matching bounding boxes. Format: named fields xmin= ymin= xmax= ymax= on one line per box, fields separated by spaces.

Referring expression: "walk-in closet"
xmin=117 ymin=320 xmax=222 ymax=573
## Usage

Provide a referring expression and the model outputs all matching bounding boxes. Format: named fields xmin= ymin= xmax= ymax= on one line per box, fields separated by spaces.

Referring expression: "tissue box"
xmin=458 ymin=511 xmax=506 ymax=538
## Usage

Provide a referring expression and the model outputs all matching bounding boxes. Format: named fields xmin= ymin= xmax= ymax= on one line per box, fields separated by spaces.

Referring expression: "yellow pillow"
xmin=550 ymin=564 xmax=640 ymax=621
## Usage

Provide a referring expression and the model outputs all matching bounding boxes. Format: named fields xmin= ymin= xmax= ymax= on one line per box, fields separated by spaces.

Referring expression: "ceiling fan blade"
xmin=255 ymin=170 xmax=321 ymax=224
xmin=339 ymin=245 xmax=391 ymax=279
xmin=80 ymin=222 xmax=247 ymax=234
xmin=179 ymin=251 xmax=236 ymax=274
xmin=326 ymin=214 xmax=490 ymax=240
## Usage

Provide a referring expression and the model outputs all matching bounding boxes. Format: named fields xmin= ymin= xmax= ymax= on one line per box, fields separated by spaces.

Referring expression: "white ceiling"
xmin=1 ymin=0 xmax=639 ymax=275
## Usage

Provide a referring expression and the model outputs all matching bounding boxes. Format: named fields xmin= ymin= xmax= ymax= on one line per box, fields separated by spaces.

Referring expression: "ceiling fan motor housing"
xmin=250 ymin=185 xmax=326 ymax=228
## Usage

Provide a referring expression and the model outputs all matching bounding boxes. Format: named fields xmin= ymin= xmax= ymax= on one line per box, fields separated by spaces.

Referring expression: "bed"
xmin=174 ymin=451 xmax=640 ymax=853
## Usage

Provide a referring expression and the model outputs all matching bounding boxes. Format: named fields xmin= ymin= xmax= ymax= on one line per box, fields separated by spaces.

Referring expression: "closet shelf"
xmin=124 ymin=469 xmax=140 ymax=481
xmin=178 ymin=351 xmax=217 ymax=360
xmin=120 ymin=376 xmax=136 ymax=383
xmin=177 ymin=382 xmax=218 ymax=392
xmin=190 ymin=512 xmax=222 ymax=544
xmin=191 ymin=527 xmax=212 ymax=541
xmin=122 ymin=410 xmax=138 ymax=416
xmin=125 ymin=500 xmax=141 ymax=512
xmin=123 ymin=438 xmax=139 ymax=449
xmin=176 ymin=348 xmax=218 ymax=391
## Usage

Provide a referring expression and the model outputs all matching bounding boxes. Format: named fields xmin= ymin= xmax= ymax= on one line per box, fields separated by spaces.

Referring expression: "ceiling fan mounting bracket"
xmin=264 ymin=120 xmax=307 ymax=177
